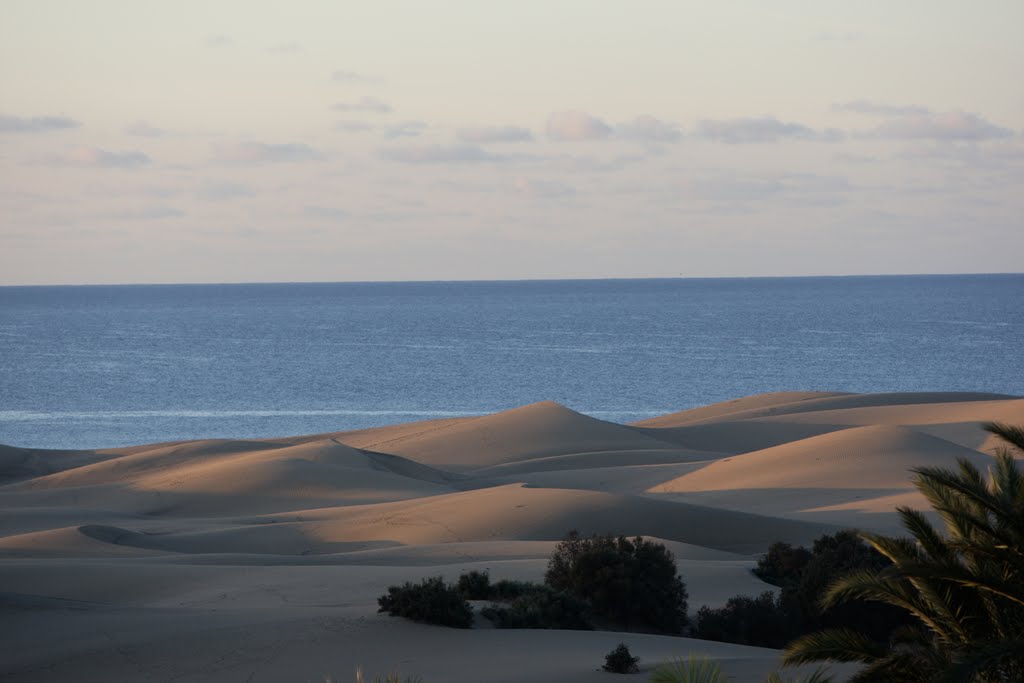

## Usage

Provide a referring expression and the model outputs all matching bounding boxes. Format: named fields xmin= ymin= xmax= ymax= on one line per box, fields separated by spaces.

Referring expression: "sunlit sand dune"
xmin=331 ymin=400 xmax=683 ymax=470
xmin=652 ymin=425 xmax=993 ymax=493
xmin=1 ymin=390 xmax=1018 ymax=683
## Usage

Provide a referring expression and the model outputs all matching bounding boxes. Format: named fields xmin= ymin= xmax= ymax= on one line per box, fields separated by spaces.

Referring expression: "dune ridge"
xmin=1 ymin=390 xmax=1019 ymax=682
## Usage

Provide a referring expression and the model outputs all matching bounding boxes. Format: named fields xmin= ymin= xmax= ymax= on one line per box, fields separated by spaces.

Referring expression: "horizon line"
xmin=1 ymin=270 xmax=1022 ymax=289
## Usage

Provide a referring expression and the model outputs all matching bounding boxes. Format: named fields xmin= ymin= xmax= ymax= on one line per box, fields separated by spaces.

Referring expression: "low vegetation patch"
xmin=377 ymin=576 xmax=473 ymax=628
xmin=696 ymin=530 xmax=913 ymax=649
xmin=695 ymin=591 xmax=790 ymax=648
xmin=379 ymin=532 xmax=688 ymax=634
xmin=455 ymin=569 xmax=492 ymax=600
xmin=546 ymin=530 xmax=689 ymax=634
xmin=650 ymin=655 xmax=729 ymax=683
xmin=480 ymin=584 xmax=592 ymax=630
xmin=602 ymin=643 xmax=640 ymax=674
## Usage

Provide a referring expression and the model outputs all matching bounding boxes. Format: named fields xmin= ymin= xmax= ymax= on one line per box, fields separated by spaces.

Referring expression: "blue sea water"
xmin=1 ymin=275 xmax=1022 ymax=450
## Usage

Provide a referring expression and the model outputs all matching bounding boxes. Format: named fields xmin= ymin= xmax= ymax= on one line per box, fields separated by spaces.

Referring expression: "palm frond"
xmin=821 ymin=569 xmax=960 ymax=640
xmin=890 ymin=560 xmax=1024 ymax=609
xmin=895 ymin=507 xmax=952 ymax=561
xmin=942 ymin=638 xmax=1024 ymax=683
xmin=914 ymin=459 xmax=1017 ymax=529
xmin=783 ymin=628 xmax=888 ymax=666
xmin=984 ymin=421 xmax=1024 ymax=454
xmin=767 ymin=666 xmax=834 ymax=683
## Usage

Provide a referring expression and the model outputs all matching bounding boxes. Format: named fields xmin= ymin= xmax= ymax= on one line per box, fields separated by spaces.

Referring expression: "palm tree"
xmin=783 ymin=422 xmax=1024 ymax=683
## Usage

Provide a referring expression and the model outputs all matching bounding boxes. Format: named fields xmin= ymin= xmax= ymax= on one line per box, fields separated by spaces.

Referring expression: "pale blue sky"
xmin=2 ymin=1 xmax=1022 ymax=284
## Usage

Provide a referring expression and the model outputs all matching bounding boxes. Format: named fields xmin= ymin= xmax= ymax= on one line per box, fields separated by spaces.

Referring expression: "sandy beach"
xmin=2 ymin=390 xmax=1021 ymax=682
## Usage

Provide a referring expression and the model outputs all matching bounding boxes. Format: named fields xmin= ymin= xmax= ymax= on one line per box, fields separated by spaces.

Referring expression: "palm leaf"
xmin=984 ymin=421 xmax=1024 ymax=454
xmin=783 ymin=628 xmax=888 ymax=666
xmin=942 ymin=638 xmax=1024 ymax=683
xmin=766 ymin=666 xmax=834 ymax=683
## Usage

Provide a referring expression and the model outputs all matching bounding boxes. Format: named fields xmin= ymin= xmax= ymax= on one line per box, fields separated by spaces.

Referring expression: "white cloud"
xmin=682 ymin=172 xmax=852 ymax=206
xmin=546 ymin=111 xmax=613 ymax=141
xmin=562 ymin=153 xmax=648 ymax=173
xmin=332 ymin=70 xmax=373 ymax=83
xmin=616 ymin=115 xmax=682 ymax=143
xmin=335 ymin=121 xmax=374 ymax=132
xmin=383 ymin=121 xmax=427 ymax=139
xmin=124 ymin=121 xmax=163 ymax=137
xmin=63 ymin=148 xmax=150 ymax=168
xmin=303 ymin=206 xmax=349 ymax=219
xmin=696 ymin=117 xmax=829 ymax=144
xmin=457 ymin=125 xmax=534 ymax=143
xmin=211 ymin=142 xmax=323 ymax=164
xmin=197 ymin=181 xmax=256 ymax=201
xmin=102 ymin=206 xmax=184 ymax=220
xmin=833 ymin=100 xmax=930 ymax=116
xmin=331 ymin=97 xmax=392 ymax=114
xmin=379 ymin=143 xmax=503 ymax=163
xmin=514 ymin=177 xmax=576 ymax=198
xmin=1 ymin=114 xmax=80 ymax=133
xmin=870 ymin=111 xmax=1013 ymax=141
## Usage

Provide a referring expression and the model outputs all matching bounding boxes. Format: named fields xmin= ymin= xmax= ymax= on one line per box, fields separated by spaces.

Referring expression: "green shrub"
xmin=456 ymin=569 xmax=492 ymax=600
xmin=545 ymin=530 xmax=688 ymax=633
xmin=481 ymin=584 xmax=592 ymax=630
xmin=602 ymin=643 xmax=639 ymax=673
xmin=754 ymin=542 xmax=811 ymax=587
xmin=377 ymin=576 xmax=473 ymax=628
xmin=704 ymin=531 xmax=915 ymax=649
xmin=784 ymin=530 xmax=913 ymax=642
xmin=695 ymin=591 xmax=790 ymax=648
xmin=489 ymin=578 xmax=534 ymax=600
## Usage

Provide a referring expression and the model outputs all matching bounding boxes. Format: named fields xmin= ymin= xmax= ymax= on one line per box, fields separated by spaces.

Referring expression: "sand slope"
xmin=653 ymin=425 xmax=993 ymax=492
xmin=1 ymin=390 xmax=1019 ymax=683
xmin=332 ymin=400 xmax=682 ymax=470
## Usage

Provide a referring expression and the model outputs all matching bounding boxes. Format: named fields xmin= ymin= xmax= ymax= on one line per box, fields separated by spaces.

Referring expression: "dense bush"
xmin=481 ymin=584 xmax=592 ymax=630
xmin=697 ymin=530 xmax=914 ymax=648
xmin=787 ymin=530 xmax=912 ymax=641
xmin=489 ymin=578 xmax=535 ymax=601
xmin=545 ymin=530 xmax=688 ymax=633
xmin=755 ymin=541 xmax=812 ymax=587
xmin=456 ymin=569 xmax=492 ymax=600
xmin=785 ymin=426 xmax=1024 ymax=681
xmin=381 ymin=532 xmax=688 ymax=634
xmin=695 ymin=591 xmax=791 ymax=648
xmin=602 ymin=643 xmax=640 ymax=674
xmin=377 ymin=576 xmax=473 ymax=628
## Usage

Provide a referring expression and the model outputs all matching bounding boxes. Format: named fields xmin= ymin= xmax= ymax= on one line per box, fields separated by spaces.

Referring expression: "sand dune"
xmin=2 ymin=390 xmax=1019 ymax=682
xmin=652 ymin=424 xmax=993 ymax=493
xmin=0 ymin=444 xmax=118 ymax=484
xmin=631 ymin=391 xmax=850 ymax=428
xmin=5 ymin=438 xmax=457 ymax=517
xmin=636 ymin=420 xmax=848 ymax=455
xmin=332 ymin=400 xmax=682 ymax=470
xmin=635 ymin=391 xmax=1016 ymax=427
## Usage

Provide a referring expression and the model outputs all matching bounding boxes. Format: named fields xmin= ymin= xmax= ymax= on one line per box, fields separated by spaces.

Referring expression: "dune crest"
xmin=1 ymin=390 xmax=1019 ymax=682
xmin=651 ymin=424 xmax=993 ymax=493
xmin=333 ymin=400 xmax=681 ymax=470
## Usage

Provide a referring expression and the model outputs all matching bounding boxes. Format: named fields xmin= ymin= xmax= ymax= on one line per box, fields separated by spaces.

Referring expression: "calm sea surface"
xmin=1 ymin=275 xmax=1022 ymax=450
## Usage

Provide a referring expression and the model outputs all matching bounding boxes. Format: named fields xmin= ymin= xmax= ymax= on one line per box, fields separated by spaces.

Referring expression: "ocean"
xmin=1 ymin=274 xmax=1022 ymax=450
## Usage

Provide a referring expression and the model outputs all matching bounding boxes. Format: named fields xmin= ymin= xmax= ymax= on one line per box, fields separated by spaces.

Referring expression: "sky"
xmin=1 ymin=0 xmax=1022 ymax=285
